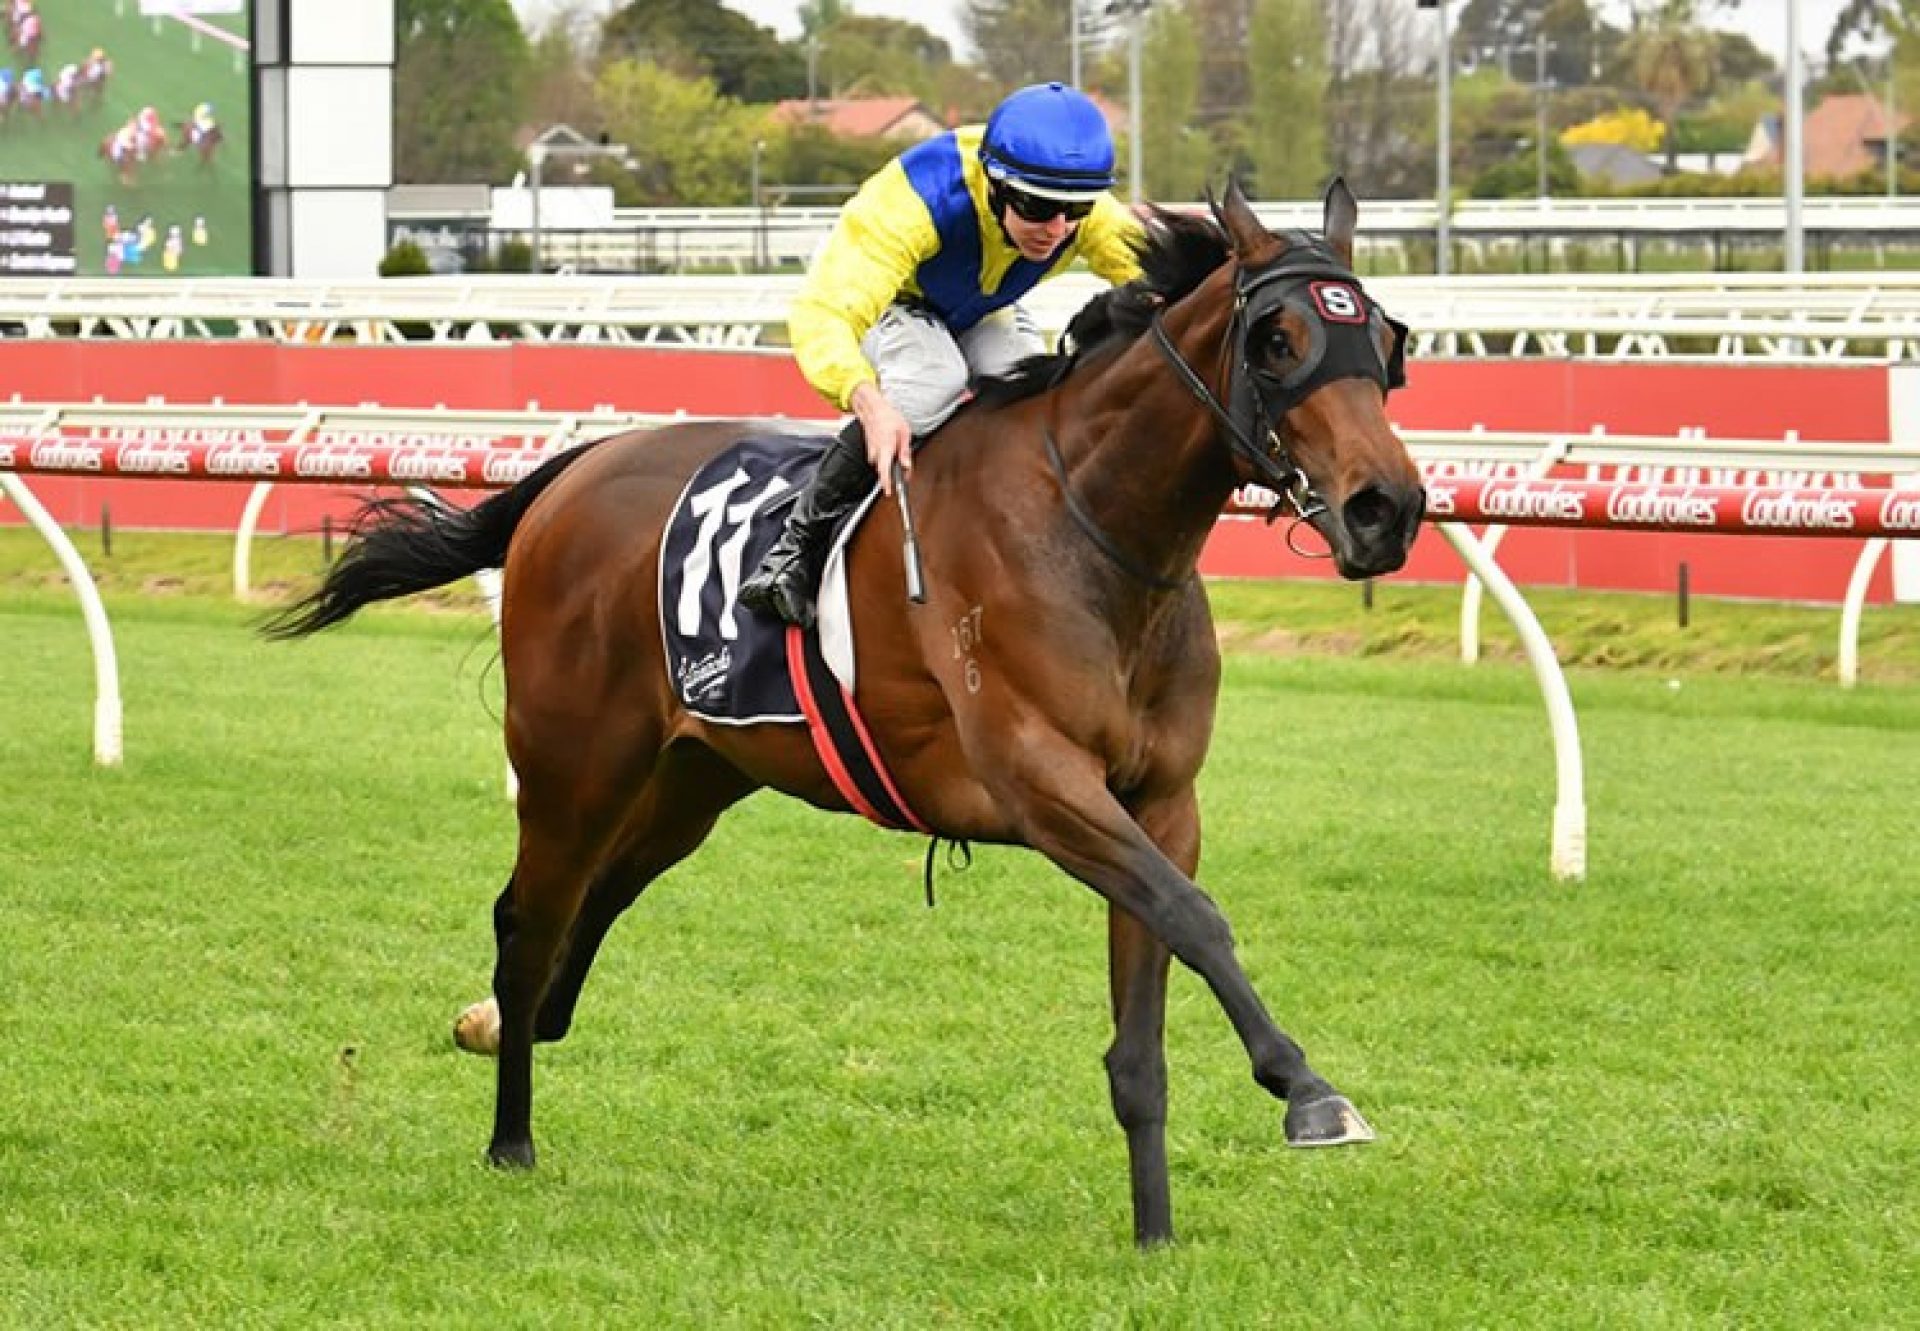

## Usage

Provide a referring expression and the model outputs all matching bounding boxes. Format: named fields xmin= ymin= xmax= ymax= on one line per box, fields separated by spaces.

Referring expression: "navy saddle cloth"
xmin=660 ymin=429 xmax=832 ymax=723
xmin=658 ymin=428 xmax=929 ymax=834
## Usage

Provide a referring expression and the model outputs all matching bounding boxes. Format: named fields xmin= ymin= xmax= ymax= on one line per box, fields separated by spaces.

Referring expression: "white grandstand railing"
xmin=10 ymin=272 xmax=1920 ymax=359
xmin=448 ymin=195 xmax=1920 ymax=238
xmin=384 ymin=195 xmax=1920 ymax=277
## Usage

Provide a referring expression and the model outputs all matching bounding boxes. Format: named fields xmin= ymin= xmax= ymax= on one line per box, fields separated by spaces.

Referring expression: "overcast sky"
xmin=509 ymin=1 xmax=1868 ymax=68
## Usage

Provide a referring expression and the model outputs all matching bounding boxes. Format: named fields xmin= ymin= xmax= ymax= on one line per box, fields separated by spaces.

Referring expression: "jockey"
xmin=193 ymin=101 xmax=216 ymax=134
xmin=739 ymin=81 xmax=1145 ymax=628
xmin=19 ymin=66 xmax=45 ymax=106
xmin=135 ymin=106 xmax=164 ymax=158
xmin=53 ymin=61 xmax=76 ymax=104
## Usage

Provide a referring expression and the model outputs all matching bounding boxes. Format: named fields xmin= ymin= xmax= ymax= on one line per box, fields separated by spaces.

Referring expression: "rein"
xmin=1147 ymin=311 xmax=1322 ymax=526
xmin=1042 ymin=424 xmax=1189 ymax=592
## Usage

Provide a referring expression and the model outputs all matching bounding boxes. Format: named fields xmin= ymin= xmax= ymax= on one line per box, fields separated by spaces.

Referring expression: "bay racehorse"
xmin=176 ymin=120 xmax=223 ymax=170
xmin=267 ymin=180 xmax=1425 ymax=1246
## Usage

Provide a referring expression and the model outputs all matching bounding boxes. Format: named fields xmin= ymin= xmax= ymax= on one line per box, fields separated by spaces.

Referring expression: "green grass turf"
xmin=1 ymin=540 xmax=1917 ymax=1324
xmin=0 ymin=0 xmax=251 ymax=275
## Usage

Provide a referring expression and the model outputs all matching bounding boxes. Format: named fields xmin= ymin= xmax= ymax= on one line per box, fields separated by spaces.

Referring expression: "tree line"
xmin=395 ymin=0 xmax=1920 ymax=206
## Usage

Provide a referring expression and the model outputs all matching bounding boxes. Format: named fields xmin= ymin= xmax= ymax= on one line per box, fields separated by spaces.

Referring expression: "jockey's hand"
xmin=850 ymin=383 xmax=914 ymax=495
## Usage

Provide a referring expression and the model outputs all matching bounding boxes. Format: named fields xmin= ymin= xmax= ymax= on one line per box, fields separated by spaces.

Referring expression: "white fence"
xmin=10 ymin=271 xmax=1920 ymax=360
xmin=393 ymin=195 xmax=1920 ymax=275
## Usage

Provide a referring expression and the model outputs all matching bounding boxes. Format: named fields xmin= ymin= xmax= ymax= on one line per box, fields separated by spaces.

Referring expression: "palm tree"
xmin=1621 ymin=3 xmax=1718 ymax=172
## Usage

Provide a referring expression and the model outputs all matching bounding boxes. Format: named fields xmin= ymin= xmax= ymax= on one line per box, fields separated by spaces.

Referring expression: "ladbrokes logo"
xmin=1740 ymin=490 xmax=1856 ymax=531
xmin=95 ymin=425 xmax=269 ymax=447
xmin=114 ymin=442 xmax=193 ymax=475
xmin=1479 ymin=480 xmax=1586 ymax=523
xmin=483 ymin=453 xmax=542 ymax=486
xmin=1875 ymin=491 xmax=1920 ymax=532
xmin=29 ymin=439 xmax=104 ymax=472
xmin=1228 ymin=483 xmax=1282 ymax=514
xmin=1604 ymin=487 xmax=1717 ymax=528
xmin=387 ymin=450 xmax=473 ymax=484
xmin=206 ymin=444 xmax=281 ymax=477
xmin=1594 ymin=463 xmax=1866 ymax=490
xmin=293 ymin=447 xmax=376 ymax=480
xmin=1420 ymin=459 xmax=1528 ymax=482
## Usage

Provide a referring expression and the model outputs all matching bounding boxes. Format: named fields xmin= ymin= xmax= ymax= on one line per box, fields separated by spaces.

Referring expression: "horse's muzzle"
xmin=1329 ymin=481 xmax=1426 ymax=579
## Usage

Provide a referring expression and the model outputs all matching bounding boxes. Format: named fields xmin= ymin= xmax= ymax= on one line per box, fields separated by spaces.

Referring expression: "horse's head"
xmin=1198 ymin=179 xmax=1425 ymax=579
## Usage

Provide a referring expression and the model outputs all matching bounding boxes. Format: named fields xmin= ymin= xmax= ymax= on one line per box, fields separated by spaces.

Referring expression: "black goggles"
xmin=1002 ymin=186 xmax=1095 ymax=224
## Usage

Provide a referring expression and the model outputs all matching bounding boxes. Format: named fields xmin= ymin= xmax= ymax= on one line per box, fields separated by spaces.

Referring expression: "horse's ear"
xmin=1217 ymin=175 xmax=1270 ymax=261
xmin=1203 ymin=182 xmax=1228 ymax=232
xmin=1322 ymin=176 xmax=1357 ymax=268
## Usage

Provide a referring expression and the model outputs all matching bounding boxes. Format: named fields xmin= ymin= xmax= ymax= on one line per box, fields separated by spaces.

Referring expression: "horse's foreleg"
xmin=1008 ymin=747 xmax=1373 ymax=1155
xmin=1103 ymin=792 xmax=1189 ymax=1247
xmin=1106 ymin=902 xmax=1175 ymax=1247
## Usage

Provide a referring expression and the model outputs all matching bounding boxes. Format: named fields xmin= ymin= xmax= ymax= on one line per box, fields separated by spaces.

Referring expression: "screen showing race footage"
xmin=0 ymin=0 xmax=250 ymax=277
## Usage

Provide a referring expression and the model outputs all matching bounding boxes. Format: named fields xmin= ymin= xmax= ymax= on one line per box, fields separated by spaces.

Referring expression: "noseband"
xmin=1148 ymin=237 xmax=1408 ymax=528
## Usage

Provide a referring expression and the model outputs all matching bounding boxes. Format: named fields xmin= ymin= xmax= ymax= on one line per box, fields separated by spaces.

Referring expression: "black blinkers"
xmin=1227 ymin=238 xmax=1407 ymax=449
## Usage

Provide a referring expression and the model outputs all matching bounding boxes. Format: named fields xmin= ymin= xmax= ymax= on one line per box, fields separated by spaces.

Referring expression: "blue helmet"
xmin=980 ymin=82 xmax=1115 ymax=199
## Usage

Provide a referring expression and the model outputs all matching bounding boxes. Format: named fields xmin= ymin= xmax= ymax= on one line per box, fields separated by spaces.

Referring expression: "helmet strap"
xmin=985 ymin=180 xmax=1020 ymax=249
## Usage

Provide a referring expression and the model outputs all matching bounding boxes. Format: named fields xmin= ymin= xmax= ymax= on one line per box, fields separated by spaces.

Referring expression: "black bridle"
xmin=1149 ymin=235 xmax=1408 ymax=526
xmin=1045 ymin=236 xmax=1410 ymax=589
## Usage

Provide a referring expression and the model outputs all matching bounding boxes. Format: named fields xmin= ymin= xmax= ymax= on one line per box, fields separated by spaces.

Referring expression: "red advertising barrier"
xmin=1425 ymin=474 xmax=1920 ymax=538
xmin=1 ymin=428 xmax=552 ymax=489
xmin=0 ymin=342 xmax=1904 ymax=603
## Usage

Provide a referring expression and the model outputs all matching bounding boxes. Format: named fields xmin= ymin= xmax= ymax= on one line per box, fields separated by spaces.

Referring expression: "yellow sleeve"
xmin=1075 ymin=195 xmax=1147 ymax=286
xmin=787 ymin=161 xmax=940 ymax=411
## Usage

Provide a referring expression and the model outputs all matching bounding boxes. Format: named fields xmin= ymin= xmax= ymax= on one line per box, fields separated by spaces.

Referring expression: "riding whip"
xmin=891 ymin=460 xmax=927 ymax=604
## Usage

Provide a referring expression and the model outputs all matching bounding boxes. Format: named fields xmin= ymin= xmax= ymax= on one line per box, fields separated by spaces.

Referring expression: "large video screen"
xmin=0 ymin=0 xmax=252 ymax=278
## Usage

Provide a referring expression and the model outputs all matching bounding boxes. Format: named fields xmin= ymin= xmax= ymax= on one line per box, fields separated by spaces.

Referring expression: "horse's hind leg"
xmin=483 ymin=699 xmax=666 ymax=1167
xmin=455 ymin=744 xmax=756 ymax=1057
xmin=487 ymin=817 xmax=603 ymax=1168
xmin=536 ymin=745 xmax=754 ymax=1041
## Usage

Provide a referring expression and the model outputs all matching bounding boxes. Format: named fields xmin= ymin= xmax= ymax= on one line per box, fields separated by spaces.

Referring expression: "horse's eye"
xmin=1266 ymin=328 xmax=1293 ymax=359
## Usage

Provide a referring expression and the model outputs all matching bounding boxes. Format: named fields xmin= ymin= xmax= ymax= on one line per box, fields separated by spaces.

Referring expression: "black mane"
xmin=967 ymin=207 xmax=1230 ymax=412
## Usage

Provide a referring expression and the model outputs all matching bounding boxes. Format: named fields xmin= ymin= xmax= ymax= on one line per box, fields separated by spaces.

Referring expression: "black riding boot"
xmin=738 ymin=420 xmax=876 ymax=628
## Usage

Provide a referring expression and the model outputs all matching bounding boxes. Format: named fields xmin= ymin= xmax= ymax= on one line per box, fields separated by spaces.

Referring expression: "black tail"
xmin=261 ymin=442 xmax=602 ymax=639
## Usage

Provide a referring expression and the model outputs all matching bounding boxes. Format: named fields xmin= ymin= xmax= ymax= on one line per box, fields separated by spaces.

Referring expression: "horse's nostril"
xmin=1344 ymin=485 xmax=1397 ymax=538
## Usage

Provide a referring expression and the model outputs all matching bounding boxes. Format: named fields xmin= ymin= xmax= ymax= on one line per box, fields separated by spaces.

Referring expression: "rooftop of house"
xmin=769 ymin=96 xmax=944 ymax=140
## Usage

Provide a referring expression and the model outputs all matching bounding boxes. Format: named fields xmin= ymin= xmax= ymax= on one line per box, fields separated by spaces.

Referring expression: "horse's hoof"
xmin=488 ymin=1139 xmax=535 ymax=1170
xmin=452 ymin=998 xmax=500 ymax=1057
xmin=1284 ymin=1094 xmax=1376 ymax=1148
